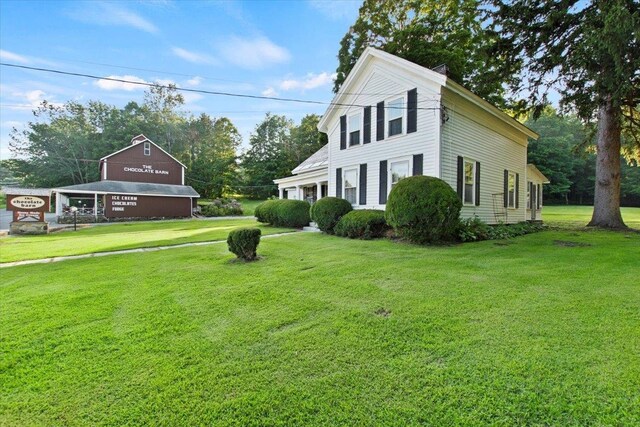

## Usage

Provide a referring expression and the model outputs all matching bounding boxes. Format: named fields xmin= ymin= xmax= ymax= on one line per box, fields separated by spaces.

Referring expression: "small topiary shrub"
xmin=334 ymin=209 xmax=388 ymax=239
xmin=310 ymin=197 xmax=353 ymax=234
xmin=385 ymin=176 xmax=462 ymax=244
xmin=227 ymin=228 xmax=261 ymax=261
xmin=254 ymin=199 xmax=310 ymax=227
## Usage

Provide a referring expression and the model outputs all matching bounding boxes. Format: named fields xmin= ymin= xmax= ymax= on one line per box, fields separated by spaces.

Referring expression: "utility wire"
xmin=1 ymin=62 xmax=442 ymax=112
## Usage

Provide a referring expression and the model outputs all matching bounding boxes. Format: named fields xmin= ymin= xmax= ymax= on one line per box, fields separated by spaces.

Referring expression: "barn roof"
xmin=53 ymin=180 xmax=199 ymax=198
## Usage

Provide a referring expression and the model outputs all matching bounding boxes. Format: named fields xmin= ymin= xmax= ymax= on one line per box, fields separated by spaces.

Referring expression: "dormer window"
xmin=388 ymin=97 xmax=403 ymax=137
xmin=144 ymin=142 xmax=151 ymax=156
xmin=349 ymin=113 xmax=361 ymax=146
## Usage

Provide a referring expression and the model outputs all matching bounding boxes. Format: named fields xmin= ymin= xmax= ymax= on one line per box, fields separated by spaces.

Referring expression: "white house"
xmin=276 ymin=47 xmax=548 ymax=224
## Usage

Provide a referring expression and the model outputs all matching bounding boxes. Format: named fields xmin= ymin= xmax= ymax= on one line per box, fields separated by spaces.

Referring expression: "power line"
xmin=1 ymin=62 xmax=442 ymax=112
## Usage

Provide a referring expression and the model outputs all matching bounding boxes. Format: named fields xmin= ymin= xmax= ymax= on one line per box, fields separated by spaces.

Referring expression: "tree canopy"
xmin=334 ymin=0 xmax=509 ymax=106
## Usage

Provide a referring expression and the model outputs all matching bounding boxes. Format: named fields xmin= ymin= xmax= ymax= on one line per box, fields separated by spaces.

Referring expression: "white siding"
xmin=327 ymin=60 xmax=442 ymax=210
xmin=440 ymin=89 xmax=529 ymax=224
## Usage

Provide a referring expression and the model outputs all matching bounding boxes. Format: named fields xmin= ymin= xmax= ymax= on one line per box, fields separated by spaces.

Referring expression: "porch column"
xmin=296 ymin=185 xmax=302 ymax=201
xmin=94 ymin=193 xmax=98 ymax=219
xmin=316 ymin=182 xmax=322 ymax=200
xmin=279 ymin=187 xmax=284 ymax=199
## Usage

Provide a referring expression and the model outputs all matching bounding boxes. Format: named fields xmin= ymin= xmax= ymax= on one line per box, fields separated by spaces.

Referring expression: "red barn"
xmin=53 ymin=135 xmax=199 ymax=221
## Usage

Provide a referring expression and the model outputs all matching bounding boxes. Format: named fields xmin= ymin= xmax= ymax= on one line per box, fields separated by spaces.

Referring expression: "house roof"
xmin=318 ymin=47 xmax=538 ymax=140
xmin=100 ymin=134 xmax=187 ymax=169
xmin=52 ymin=180 xmax=199 ymax=198
xmin=2 ymin=187 xmax=51 ymax=196
xmin=527 ymin=164 xmax=551 ymax=184
xmin=291 ymin=144 xmax=328 ymax=175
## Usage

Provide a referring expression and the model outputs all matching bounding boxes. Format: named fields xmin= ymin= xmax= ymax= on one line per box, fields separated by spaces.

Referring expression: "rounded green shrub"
xmin=385 ymin=176 xmax=462 ymax=244
xmin=255 ymin=199 xmax=310 ymax=227
xmin=227 ymin=227 xmax=261 ymax=260
xmin=275 ymin=199 xmax=310 ymax=227
xmin=309 ymin=197 xmax=353 ymax=234
xmin=334 ymin=209 xmax=388 ymax=239
xmin=254 ymin=199 xmax=284 ymax=224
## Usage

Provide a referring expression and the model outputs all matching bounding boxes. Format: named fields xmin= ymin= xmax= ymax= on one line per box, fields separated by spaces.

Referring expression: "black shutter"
xmin=503 ymin=170 xmax=509 ymax=208
xmin=359 ymin=163 xmax=367 ymax=205
xmin=537 ymin=184 xmax=541 ymax=209
xmin=457 ymin=156 xmax=464 ymax=200
xmin=336 ymin=168 xmax=342 ymax=198
xmin=379 ymin=160 xmax=388 ymax=204
xmin=340 ymin=115 xmax=346 ymax=150
xmin=515 ymin=173 xmax=520 ymax=209
xmin=363 ymin=106 xmax=371 ymax=144
xmin=413 ymin=154 xmax=423 ymax=176
xmin=407 ymin=88 xmax=417 ymax=133
xmin=528 ymin=182 xmax=533 ymax=209
xmin=475 ymin=161 xmax=481 ymax=206
xmin=376 ymin=101 xmax=385 ymax=141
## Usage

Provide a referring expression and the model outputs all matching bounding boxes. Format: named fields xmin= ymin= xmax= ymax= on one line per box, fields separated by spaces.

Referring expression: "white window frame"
xmin=144 ymin=142 xmax=151 ymax=156
xmin=348 ymin=113 xmax=362 ymax=147
xmin=388 ymin=156 xmax=412 ymax=194
xmin=507 ymin=171 xmax=517 ymax=209
xmin=343 ymin=167 xmax=358 ymax=205
xmin=463 ymin=158 xmax=476 ymax=206
xmin=386 ymin=95 xmax=405 ymax=138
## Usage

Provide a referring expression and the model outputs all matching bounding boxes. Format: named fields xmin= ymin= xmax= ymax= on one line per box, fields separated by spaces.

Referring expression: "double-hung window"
xmin=387 ymin=97 xmax=403 ymax=137
xmin=349 ymin=114 xmax=361 ymax=146
xmin=464 ymin=159 xmax=476 ymax=205
xmin=527 ymin=181 xmax=532 ymax=209
xmin=344 ymin=169 xmax=358 ymax=204
xmin=390 ymin=159 xmax=410 ymax=189
xmin=507 ymin=171 xmax=516 ymax=208
xmin=144 ymin=142 xmax=151 ymax=156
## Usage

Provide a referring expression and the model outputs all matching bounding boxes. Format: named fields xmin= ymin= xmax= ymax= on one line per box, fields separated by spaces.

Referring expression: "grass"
xmin=237 ymin=198 xmax=266 ymax=216
xmin=0 ymin=218 xmax=292 ymax=263
xmin=2 ymin=229 xmax=639 ymax=425
xmin=543 ymin=205 xmax=640 ymax=229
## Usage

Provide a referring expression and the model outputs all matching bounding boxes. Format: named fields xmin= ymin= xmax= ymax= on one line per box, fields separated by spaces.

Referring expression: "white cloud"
xmin=154 ymin=78 xmax=175 ymax=86
xmin=6 ymin=89 xmax=64 ymax=110
xmin=278 ymin=72 xmax=336 ymax=91
xmin=69 ymin=2 xmax=159 ymax=34
xmin=182 ymin=92 xmax=203 ymax=104
xmin=0 ymin=50 xmax=30 ymax=64
xmin=186 ymin=76 xmax=203 ymax=86
xmin=215 ymin=36 xmax=290 ymax=69
xmin=171 ymin=47 xmax=217 ymax=65
xmin=94 ymin=75 xmax=148 ymax=91
xmin=261 ymin=87 xmax=278 ymax=97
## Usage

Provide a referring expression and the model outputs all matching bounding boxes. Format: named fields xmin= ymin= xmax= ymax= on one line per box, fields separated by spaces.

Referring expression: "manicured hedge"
xmin=255 ymin=199 xmax=310 ymax=228
xmin=309 ymin=197 xmax=353 ymax=234
xmin=334 ymin=209 xmax=388 ymax=239
xmin=385 ymin=176 xmax=462 ymax=244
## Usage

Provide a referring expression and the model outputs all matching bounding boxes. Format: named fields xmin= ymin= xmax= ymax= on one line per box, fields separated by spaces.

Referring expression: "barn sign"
xmin=4 ymin=188 xmax=51 ymax=235
xmin=10 ymin=195 xmax=47 ymax=210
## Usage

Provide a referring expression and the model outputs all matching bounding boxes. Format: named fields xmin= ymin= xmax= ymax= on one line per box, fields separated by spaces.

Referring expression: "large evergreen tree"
xmin=490 ymin=0 xmax=640 ymax=228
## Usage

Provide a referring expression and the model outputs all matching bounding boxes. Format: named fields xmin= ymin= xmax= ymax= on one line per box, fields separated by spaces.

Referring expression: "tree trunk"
xmin=588 ymin=97 xmax=626 ymax=229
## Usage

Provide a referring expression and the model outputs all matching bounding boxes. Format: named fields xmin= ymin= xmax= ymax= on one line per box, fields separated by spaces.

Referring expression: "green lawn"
xmin=237 ymin=198 xmax=266 ymax=216
xmin=0 ymin=218 xmax=292 ymax=263
xmin=543 ymin=205 xmax=640 ymax=229
xmin=2 ymin=230 xmax=639 ymax=425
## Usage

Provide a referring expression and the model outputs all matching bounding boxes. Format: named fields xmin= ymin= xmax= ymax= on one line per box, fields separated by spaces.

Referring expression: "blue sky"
xmin=0 ymin=0 xmax=362 ymax=159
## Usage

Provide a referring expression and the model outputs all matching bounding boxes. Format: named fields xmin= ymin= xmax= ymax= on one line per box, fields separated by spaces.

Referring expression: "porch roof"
xmin=53 ymin=180 xmax=200 ymax=198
